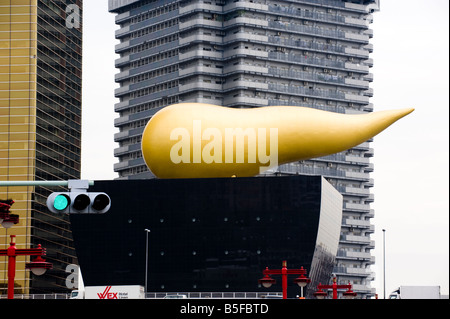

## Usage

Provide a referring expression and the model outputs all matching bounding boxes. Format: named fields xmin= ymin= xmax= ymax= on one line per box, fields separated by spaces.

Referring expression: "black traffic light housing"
xmin=46 ymin=180 xmax=111 ymax=214
xmin=46 ymin=192 xmax=111 ymax=214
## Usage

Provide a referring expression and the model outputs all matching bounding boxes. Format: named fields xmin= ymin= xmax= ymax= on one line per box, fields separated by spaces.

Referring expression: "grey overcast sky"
xmin=80 ymin=1 xmax=449 ymax=296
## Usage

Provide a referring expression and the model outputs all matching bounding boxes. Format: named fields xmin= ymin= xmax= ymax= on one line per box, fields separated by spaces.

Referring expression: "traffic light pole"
xmin=0 ymin=180 xmax=94 ymax=187
xmin=2 ymin=180 xmax=110 ymax=214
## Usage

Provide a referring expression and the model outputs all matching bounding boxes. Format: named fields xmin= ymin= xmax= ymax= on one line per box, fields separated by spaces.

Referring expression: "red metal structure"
xmin=0 ymin=235 xmax=52 ymax=299
xmin=258 ymin=261 xmax=311 ymax=299
xmin=314 ymin=277 xmax=357 ymax=299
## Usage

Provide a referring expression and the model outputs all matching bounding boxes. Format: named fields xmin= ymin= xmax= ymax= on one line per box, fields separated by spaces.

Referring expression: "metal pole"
xmin=383 ymin=229 xmax=386 ymax=299
xmin=0 ymin=180 xmax=94 ymax=187
xmin=7 ymin=235 xmax=17 ymax=300
xmin=144 ymin=229 xmax=151 ymax=295
xmin=281 ymin=261 xmax=287 ymax=300
xmin=332 ymin=277 xmax=337 ymax=299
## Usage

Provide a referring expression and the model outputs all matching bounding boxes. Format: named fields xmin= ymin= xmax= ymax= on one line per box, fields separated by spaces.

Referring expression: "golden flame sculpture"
xmin=141 ymin=103 xmax=414 ymax=178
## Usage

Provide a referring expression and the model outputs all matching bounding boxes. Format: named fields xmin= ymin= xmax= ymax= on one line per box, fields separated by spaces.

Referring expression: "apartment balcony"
xmin=345 ymin=16 xmax=369 ymax=27
xmin=363 ymin=58 xmax=374 ymax=67
xmin=224 ymin=17 xmax=268 ymax=28
xmin=363 ymin=88 xmax=374 ymax=97
xmin=337 ymin=249 xmax=375 ymax=263
xmin=179 ymin=81 xmax=222 ymax=92
xmin=365 ymin=193 xmax=375 ymax=203
xmin=363 ymin=73 xmax=374 ymax=83
xmin=115 ymin=70 xmax=130 ymax=82
xmin=115 ymin=25 xmax=130 ymax=38
xmin=344 ymin=47 xmax=369 ymax=58
xmin=179 ymin=33 xmax=222 ymax=45
xmin=344 ymin=31 xmax=370 ymax=43
xmin=364 ymin=163 xmax=374 ymax=172
xmin=179 ymin=18 xmax=222 ymax=31
xmin=223 ymin=80 xmax=268 ymax=91
xmin=344 ymin=186 xmax=371 ymax=196
xmin=224 ymin=95 xmax=269 ymax=107
xmin=344 ymin=202 xmax=371 ymax=213
xmin=114 ymin=99 xmax=130 ymax=112
xmin=114 ymin=85 xmax=130 ymax=97
xmin=179 ymin=65 xmax=222 ymax=77
xmin=341 ymin=234 xmax=375 ymax=247
xmin=224 ymin=47 xmax=269 ymax=59
xmin=114 ymin=143 xmax=142 ymax=158
xmin=334 ymin=266 xmax=375 ymax=278
xmin=114 ymin=145 xmax=130 ymax=157
xmin=224 ymin=1 xmax=268 ymax=12
xmin=363 ymin=103 xmax=374 ymax=112
xmin=224 ymin=63 xmax=268 ymax=75
xmin=364 ymin=28 xmax=374 ymax=38
xmin=353 ymin=284 xmax=376 ymax=296
xmin=179 ymin=2 xmax=222 ymax=14
xmin=344 ymin=170 xmax=370 ymax=181
xmin=345 ymin=62 xmax=370 ymax=73
xmin=115 ymin=40 xmax=130 ymax=53
xmin=342 ymin=218 xmax=374 ymax=231
xmin=179 ymin=49 xmax=223 ymax=61
xmin=224 ymin=32 xmax=268 ymax=44
xmin=345 ymin=155 xmax=371 ymax=165
xmin=344 ymin=77 xmax=369 ymax=89
xmin=113 ymin=157 xmax=145 ymax=172
xmin=114 ymin=126 xmax=144 ymax=142
xmin=115 ymin=55 xmax=130 ymax=68
xmin=345 ymin=93 xmax=370 ymax=103
xmin=364 ymin=43 xmax=374 ymax=53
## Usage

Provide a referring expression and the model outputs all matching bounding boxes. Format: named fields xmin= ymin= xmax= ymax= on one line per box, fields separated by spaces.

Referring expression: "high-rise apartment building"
xmin=0 ymin=0 xmax=82 ymax=295
xmin=109 ymin=0 xmax=379 ymax=298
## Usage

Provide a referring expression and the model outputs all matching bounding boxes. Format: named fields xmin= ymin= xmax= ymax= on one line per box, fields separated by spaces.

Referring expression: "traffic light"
xmin=46 ymin=192 xmax=111 ymax=214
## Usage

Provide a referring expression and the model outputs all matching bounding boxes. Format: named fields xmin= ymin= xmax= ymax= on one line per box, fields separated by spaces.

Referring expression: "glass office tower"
xmin=109 ymin=0 xmax=379 ymax=298
xmin=0 ymin=0 xmax=82 ymax=295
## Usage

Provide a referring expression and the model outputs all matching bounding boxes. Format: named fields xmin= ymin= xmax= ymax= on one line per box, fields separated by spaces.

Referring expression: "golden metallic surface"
xmin=141 ymin=103 xmax=414 ymax=178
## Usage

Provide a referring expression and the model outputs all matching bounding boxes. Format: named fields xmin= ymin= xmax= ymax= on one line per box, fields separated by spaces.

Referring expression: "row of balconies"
xmin=176 ymin=60 xmax=370 ymax=92
xmin=177 ymin=30 xmax=372 ymax=61
xmin=178 ymin=0 xmax=373 ymax=16
xmin=178 ymin=0 xmax=371 ymax=29
xmin=267 ymin=36 xmax=370 ymax=59
xmin=173 ymin=77 xmax=371 ymax=107
xmin=116 ymin=28 xmax=373 ymax=80
xmin=175 ymin=15 xmax=370 ymax=44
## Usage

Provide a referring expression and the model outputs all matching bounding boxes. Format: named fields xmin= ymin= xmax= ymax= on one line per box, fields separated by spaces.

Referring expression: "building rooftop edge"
xmin=109 ymin=0 xmax=380 ymax=13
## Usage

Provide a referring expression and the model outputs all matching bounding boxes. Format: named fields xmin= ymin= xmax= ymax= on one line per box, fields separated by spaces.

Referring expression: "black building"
xmin=70 ymin=175 xmax=342 ymax=298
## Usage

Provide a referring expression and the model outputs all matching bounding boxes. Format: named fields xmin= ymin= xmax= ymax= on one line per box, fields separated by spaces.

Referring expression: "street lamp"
xmin=258 ymin=261 xmax=311 ymax=299
xmin=313 ymin=276 xmax=357 ymax=299
xmin=144 ymin=228 xmax=151 ymax=295
xmin=0 ymin=200 xmax=19 ymax=228
xmin=1 ymin=214 xmax=19 ymax=229
xmin=0 ymin=235 xmax=52 ymax=299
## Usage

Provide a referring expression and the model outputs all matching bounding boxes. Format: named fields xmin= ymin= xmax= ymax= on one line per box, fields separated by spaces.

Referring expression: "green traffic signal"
xmin=47 ymin=191 xmax=110 ymax=214
xmin=53 ymin=194 xmax=70 ymax=211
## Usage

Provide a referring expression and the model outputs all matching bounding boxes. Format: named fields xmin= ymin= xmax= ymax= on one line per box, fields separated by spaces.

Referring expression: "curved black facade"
xmin=69 ymin=175 xmax=342 ymax=298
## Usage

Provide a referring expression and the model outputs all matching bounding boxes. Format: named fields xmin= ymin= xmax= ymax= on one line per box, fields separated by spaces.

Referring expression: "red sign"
xmin=97 ymin=286 xmax=118 ymax=299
